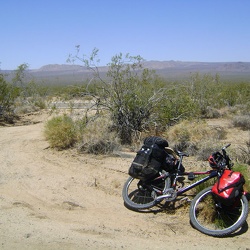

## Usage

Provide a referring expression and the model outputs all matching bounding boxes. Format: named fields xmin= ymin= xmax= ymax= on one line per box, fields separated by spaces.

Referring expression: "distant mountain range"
xmin=2 ymin=61 xmax=250 ymax=84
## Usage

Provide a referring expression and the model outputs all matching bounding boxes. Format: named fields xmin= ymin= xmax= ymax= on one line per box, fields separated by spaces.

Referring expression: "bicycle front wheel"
xmin=122 ymin=175 xmax=171 ymax=211
xmin=189 ymin=186 xmax=249 ymax=237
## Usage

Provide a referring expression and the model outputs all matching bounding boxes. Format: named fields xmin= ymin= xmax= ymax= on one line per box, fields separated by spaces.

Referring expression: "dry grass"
xmin=77 ymin=115 xmax=121 ymax=154
xmin=163 ymin=120 xmax=226 ymax=155
xmin=232 ymin=115 xmax=250 ymax=130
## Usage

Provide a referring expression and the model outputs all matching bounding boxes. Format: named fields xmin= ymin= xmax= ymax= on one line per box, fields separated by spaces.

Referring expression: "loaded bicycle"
xmin=122 ymin=140 xmax=249 ymax=237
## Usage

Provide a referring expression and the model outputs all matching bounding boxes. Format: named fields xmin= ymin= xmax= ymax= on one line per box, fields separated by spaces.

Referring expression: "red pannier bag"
xmin=212 ymin=169 xmax=245 ymax=206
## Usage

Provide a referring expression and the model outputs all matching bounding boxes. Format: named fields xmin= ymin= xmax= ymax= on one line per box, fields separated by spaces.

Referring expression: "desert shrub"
xmin=14 ymin=103 xmax=39 ymax=114
xmin=15 ymin=88 xmax=47 ymax=114
xmin=202 ymin=107 xmax=221 ymax=119
xmin=32 ymin=96 xmax=47 ymax=109
xmin=103 ymin=54 xmax=170 ymax=145
xmin=232 ymin=115 xmax=250 ymax=130
xmin=155 ymin=85 xmax=200 ymax=127
xmin=186 ymin=73 xmax=221 ymax=115
xmin=78 ymin=115 xmax=120 ymax=155
xmin=69 ymin=48 xmax=182 ymax=145
xmin=196 ymin=143 xmax=222 ymax=161
xmin=0 ymin=74 xmax=19 ymax=121
xmin=44 ymin=114 xmax=78 ymax=149
xmin=14 ymin=96 xmax=45 ymax=115
xmin=219 ymin=82 xmax=250 ymax=107
xmin=10 ymin=65 xmax=48 ymax=115
xmin=83 ymin=139 xmax=119 ymax=155
xmin=232 ymin=139 xmax=250 ymax=165
xmin=164 ymin=120 xmax=226 ymax=154
xmin=227 ymin=104 xmax=250 ymax=116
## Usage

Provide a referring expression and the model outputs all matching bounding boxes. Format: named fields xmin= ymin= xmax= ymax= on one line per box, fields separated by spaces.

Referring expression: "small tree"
xmin=104 ymin=53 xmax=163 ymax=144
xmin=11 ymin=63 xmax=47 ymax=113
xmin=68 ymin=47 xmax=169 ymax=144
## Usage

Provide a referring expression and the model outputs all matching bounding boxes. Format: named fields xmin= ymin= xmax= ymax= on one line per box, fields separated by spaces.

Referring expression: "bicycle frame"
xmin=152 ymin=168 xmax=219 ymax=202
xmin=175 ymin=170 xmax=217 ymax=195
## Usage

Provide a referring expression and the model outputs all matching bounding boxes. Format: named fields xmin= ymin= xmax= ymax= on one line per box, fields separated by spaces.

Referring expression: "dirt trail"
xmin=0 ymin=113 xmax=249 ymax=250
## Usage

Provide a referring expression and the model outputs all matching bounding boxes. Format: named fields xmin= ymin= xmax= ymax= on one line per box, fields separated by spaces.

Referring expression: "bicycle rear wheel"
xmin=189 ymin=186 xmax=249 ymax=237
xmin=122 ymin=174 xmax=171 ymax=211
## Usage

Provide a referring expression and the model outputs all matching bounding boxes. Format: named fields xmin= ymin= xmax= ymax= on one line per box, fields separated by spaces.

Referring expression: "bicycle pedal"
xmin=188 ymin=172 xmax=195 ymax=181
xmin=156 ymin=188 xmax=177 ymax=202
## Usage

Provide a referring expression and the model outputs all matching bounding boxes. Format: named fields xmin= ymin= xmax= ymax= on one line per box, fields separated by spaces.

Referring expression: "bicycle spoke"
xmin=190 ymin=187 xmax=248 ymax=236
xmin=122 ymin=175 xmax=171 ymax=210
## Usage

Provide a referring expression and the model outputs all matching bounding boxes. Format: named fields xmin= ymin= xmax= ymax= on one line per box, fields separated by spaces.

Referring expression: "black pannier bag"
xmin=128 ymin=136 xmax=169 ymax=181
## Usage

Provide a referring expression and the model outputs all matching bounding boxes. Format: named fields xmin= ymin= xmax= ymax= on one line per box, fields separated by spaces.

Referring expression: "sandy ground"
xmin=0 ymin=112 xmax=250 ymax=250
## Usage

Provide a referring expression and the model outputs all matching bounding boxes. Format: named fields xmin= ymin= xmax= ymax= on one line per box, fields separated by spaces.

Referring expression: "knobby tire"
xmin=189 ymin=186 xmax=248 ymax=237
xmin=122 ymin=175 xmax=171 ymax=211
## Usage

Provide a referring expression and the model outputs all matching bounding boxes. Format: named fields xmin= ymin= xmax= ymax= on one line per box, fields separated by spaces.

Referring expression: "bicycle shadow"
xmin=224 ymin=221 xmax=248 ymax=237
xmin=124 ymin=198 xmax=249 ymax=238
xmin=188 ymin=218 xmax=249 ymax=238
xmin=123 ymin=195 xmax=194 ymax=214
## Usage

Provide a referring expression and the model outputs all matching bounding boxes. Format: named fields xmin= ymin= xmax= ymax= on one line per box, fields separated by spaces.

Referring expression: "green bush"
xmin=155 ymin=85 xmax=200 ymax=127
xmin=219 ymin=82 xmax=250 ymax=107
xmin=44 ymin=115 xmax=78 ymax=149
xmin=0 ymin=74 xmax=19 ymax=121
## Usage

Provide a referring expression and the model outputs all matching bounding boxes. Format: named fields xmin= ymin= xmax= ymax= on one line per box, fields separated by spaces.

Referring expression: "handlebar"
xmin=222 ymin=143 xmax=231 ymax=152
xmin=220 ymin=144 xmax=233 ymax=170
xmin=176 ymin=151 xmax=189 ymax=158
xmin=222 ymin=143 xmax=230 ymax=156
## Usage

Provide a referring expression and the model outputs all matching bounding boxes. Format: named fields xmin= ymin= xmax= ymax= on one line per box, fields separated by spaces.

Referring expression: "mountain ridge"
xmin=1 ymin=61 xmax=250 ymax=83
xmin=32 ymin=61 xmax=250 ymax=72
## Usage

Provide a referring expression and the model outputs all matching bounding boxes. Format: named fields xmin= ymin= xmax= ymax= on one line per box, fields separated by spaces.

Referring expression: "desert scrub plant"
xmin=164 ymin=120 xmax=226 ymax=154
xmin=186 ymin=73 xmax=221 ymax=116
xmin=202 ymin=107 xmax=221 ymax=119
xmin=84 ymin=139 xmax=120 ymax=155
xmin=232 ymin=139 xmax=250 ymax=165
xmin=232 ymin=115 xmax=250 ymax=130
xmin=78 ymin=115 xmax=121 ymax=155
xmin=196 ymin=143 xmax=223 ymax=161
xmin=0 ymin=74 xmax=19 ymax=121
xmin=68 ymin=47 xmax=174 ymax=145
xmin=44 ymin=114 xmax=78 ymax=149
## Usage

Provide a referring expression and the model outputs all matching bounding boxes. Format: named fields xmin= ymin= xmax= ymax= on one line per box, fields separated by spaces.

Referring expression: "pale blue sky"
xmin=1 ymin=0 xmax=250 ymax=69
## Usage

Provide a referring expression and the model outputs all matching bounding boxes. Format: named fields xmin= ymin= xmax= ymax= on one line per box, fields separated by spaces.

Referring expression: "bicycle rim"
xmin=190 ymin=187 xmax=248 ymax=237
xmin=122 ymin=175 xmax=170 ymax=211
